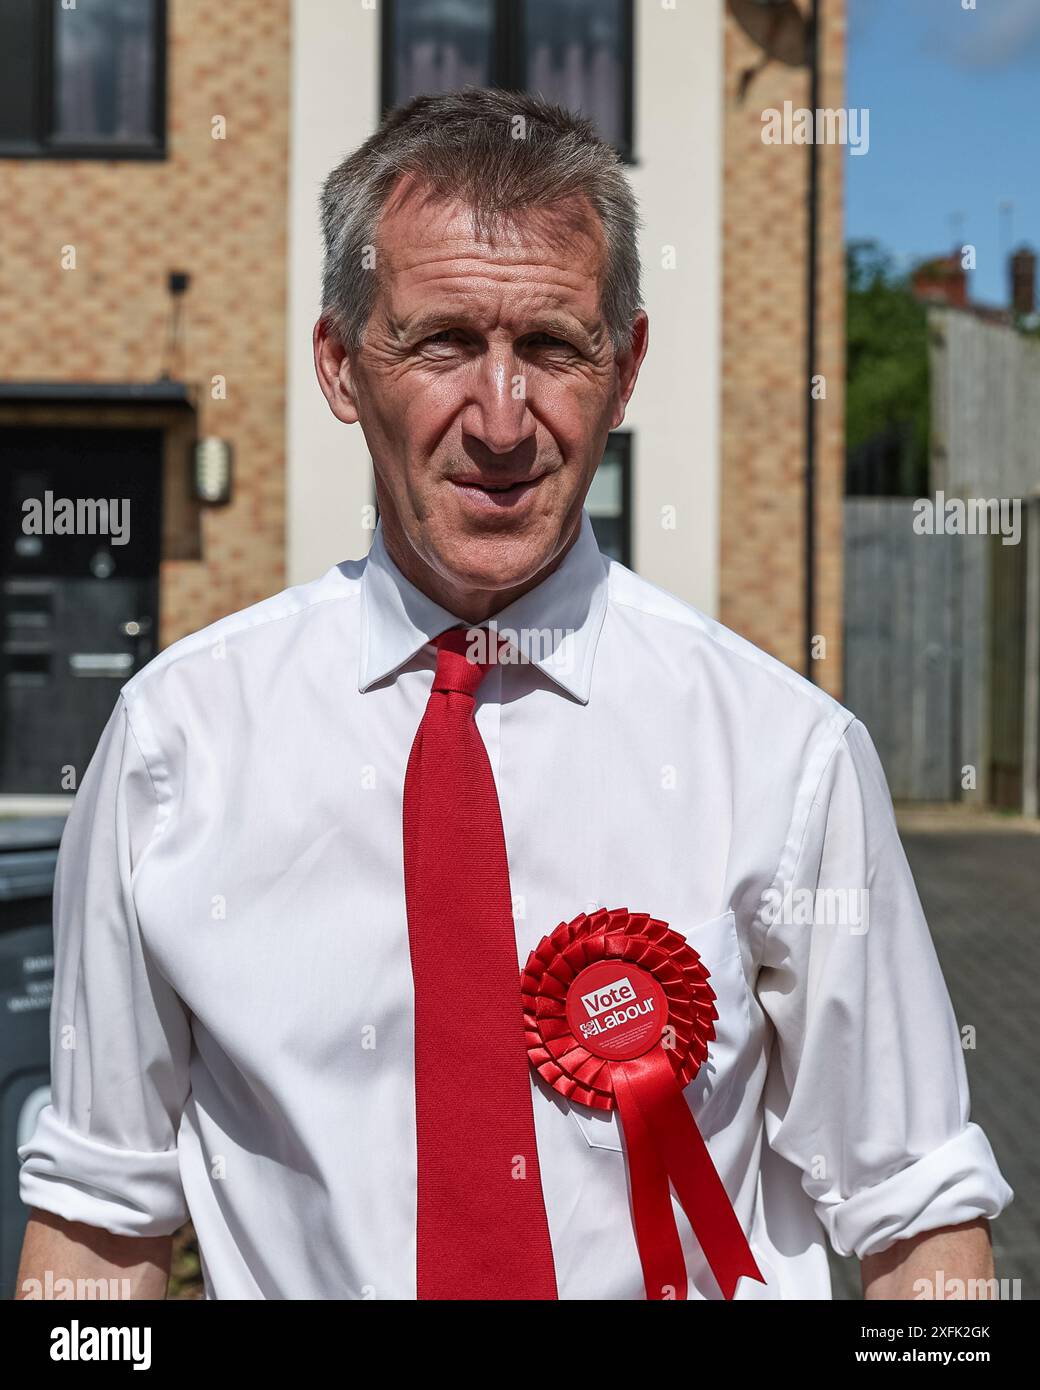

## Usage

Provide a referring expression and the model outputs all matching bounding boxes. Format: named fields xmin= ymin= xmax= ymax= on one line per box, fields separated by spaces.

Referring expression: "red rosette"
xmin=521 ymin=907 xmax=717 ymax=1111
xmin=521 ymin=907 xmax=765 ymax=1302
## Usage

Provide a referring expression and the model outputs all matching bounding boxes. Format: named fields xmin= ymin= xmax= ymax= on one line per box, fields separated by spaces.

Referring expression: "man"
xmin=18 ymin=89 xmax=1011 ymax=1300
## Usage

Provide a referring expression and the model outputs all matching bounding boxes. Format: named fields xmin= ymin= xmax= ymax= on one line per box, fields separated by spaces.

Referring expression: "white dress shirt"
xmin=18 ymin=509 xmax=1012 ymax=1300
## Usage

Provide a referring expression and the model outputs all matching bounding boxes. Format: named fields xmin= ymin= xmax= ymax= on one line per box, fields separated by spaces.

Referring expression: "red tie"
xmin=403 ymin=626 xmax=558 ymax=1300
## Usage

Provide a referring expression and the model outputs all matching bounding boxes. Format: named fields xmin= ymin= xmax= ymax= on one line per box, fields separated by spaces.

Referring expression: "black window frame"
xmin=0 ymin=0 xmax=167 ymax=161
xmin=380 ymin=0 xmax=635 ymax=164
xmin=587 ymin=428 xmax=632 ymax=567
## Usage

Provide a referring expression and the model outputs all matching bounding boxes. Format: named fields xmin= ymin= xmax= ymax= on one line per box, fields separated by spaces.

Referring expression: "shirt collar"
xmin=358 ymin=509 xmax=609 ymax=704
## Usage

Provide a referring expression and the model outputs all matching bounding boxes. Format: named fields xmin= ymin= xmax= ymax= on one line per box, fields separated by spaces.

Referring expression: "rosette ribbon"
xmin=521 ymin=907 xmax=766 ymax=1301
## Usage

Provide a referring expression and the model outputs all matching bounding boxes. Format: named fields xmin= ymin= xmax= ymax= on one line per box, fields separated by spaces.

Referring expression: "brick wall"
xmin=719 ymin=0 xmax=846 ymax=699
xmin=0 ymin=0 xmax=290 ymax=646
xmin=0 ymin=0 xmax=845 ymax=675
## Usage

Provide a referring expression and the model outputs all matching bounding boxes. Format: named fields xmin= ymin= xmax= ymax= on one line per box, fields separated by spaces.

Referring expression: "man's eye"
xmin=526 ymin=334 xmax=573 ymax=351
xmin=420 ymin=330 xmax=461 ymax=347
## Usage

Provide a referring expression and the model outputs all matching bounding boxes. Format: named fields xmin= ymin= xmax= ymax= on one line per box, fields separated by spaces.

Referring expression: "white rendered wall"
xmin=287 ymin=0 xmax=381 ymax=585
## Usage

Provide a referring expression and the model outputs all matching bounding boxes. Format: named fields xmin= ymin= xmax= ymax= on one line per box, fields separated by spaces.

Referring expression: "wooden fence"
xmin=842 ymin=497 xmax=1036 ymax=807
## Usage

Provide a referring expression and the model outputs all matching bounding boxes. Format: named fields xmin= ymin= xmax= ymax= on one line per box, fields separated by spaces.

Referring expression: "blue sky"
xmin=846 ymin=0 xmax=1040 ymax=306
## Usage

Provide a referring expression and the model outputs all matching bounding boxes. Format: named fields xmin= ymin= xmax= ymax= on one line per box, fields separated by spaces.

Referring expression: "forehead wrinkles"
xmin=376 ymin=185 xmax=607 ymax=308
xmin=387 ymin=238 xmax=602 ymax=295
xmin=393 ymin=251 xmax=598 ymax=309
xmin=387 ymin=271 xmax=603 ymax=351
xmin=382 ymin=238 xmax=607 ymax=344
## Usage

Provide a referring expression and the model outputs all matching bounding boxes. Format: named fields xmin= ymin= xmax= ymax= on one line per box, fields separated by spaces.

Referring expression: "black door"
xmin=1 ymin=427 xmax=162 ymax=794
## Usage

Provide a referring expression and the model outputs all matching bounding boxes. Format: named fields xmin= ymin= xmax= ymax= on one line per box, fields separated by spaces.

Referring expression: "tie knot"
xmin=431 ymin=627 xmax=495 ymax=698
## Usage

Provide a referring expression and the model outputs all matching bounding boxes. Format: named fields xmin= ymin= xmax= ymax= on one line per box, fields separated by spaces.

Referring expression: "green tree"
xmin=846 ymin=239 xmax=931 ymax=496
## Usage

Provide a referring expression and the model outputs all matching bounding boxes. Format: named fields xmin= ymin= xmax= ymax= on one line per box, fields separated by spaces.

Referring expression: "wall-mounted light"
xmin=193 ymin=437 xmax=233 ymax=505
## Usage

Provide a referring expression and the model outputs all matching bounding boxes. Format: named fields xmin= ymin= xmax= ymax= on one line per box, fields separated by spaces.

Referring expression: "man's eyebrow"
xmin=388 ymin=311 xmax=457 ymax=342
xmin=522 ymin=315 xmax=598 ymax=349
xmin=391 ymin=309 xmax=598 ymax=350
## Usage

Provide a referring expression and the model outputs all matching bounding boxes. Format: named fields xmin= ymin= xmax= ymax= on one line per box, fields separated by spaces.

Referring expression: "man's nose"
xmin=460 ymin=357 xmax=536 ymax=455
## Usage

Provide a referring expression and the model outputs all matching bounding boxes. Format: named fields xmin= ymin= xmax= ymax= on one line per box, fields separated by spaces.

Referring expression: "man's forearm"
xmin=861 ymin=1217 xmax=996 ymax=1299
xmin=15 ymin=1209 xmax=172 ymax=1300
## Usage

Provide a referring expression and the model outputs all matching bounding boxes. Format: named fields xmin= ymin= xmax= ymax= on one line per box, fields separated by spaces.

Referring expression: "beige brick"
xmin=720 ymin=0 xmax=845 ymax=699
xmin=0 ymin=0 xmax=290 ymax=647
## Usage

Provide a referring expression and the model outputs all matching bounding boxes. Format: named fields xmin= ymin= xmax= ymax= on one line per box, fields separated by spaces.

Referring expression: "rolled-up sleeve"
xmin=18 ymin=694 xmax=192 ymax=1237
xmin=756 ymin=717 xmax=1013 ymax=1260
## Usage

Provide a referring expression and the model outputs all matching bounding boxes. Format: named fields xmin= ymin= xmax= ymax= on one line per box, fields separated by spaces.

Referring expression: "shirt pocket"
xmin=570 ymin=909 xmax=753 ymax=1152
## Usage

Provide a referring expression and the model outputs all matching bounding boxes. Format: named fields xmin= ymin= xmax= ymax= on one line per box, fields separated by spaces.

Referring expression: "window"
xmin=0 ymin=0 xmax=166 ymax=159
xmin=587 ymin=432 xmax=632 ymax=566
xmin=382 ymin=0 xmax=634 ymax=161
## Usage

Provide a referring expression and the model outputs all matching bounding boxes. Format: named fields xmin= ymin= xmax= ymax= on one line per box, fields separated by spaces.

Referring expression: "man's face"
xmin=314 ymin=178 xmax=648 ymax=618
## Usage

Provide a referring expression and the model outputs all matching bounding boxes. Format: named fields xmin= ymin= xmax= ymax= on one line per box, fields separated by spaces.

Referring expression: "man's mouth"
xmin=448 ymin=472 xmax=549 ymax=509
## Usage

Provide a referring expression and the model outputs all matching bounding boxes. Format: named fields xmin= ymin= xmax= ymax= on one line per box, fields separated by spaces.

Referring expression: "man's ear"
xmin=610 ymin=311 xmax=649 ymax=430
xmin=313 ymin=317 xmax=361 ymax=425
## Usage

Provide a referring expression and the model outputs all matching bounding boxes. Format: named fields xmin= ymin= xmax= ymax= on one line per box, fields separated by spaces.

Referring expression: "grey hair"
xmin=318 ymin=87 xmax=643 ymax=354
